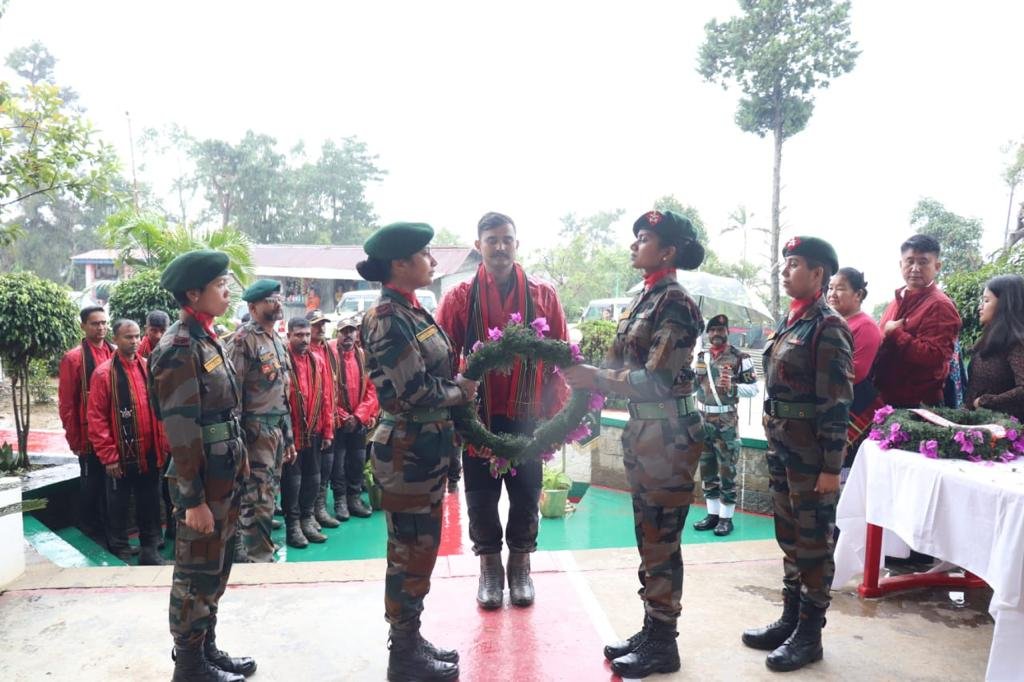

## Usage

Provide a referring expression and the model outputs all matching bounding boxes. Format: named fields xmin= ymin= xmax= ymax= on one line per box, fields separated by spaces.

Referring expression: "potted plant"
xmin=363 ymin=459 xmax=383 ymax=511
xmin=540 ymin=465 xmax=572 ymax=518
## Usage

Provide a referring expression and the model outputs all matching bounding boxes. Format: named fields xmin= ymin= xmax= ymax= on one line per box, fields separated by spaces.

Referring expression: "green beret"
xmin=160 ymin=250 xmax=229 ymax=294
xmin=782 ymin=236 xmax=838 ymax=276
xmin=363 ymin=222 xmax=434 ymax=260
xmin=632 ymin=210 xmax=698 ymax=244
xmin=706 ymin=314 xmax=729 ymax=332
xmin=241 ymin=278 xmax=281 ymax=303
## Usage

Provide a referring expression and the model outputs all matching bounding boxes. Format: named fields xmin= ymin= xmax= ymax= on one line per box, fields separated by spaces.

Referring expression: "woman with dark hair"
xmin=357 ymin=222 xmax=478 ymax=682
xmin=966 ymin=274 xmax=1024 ymax=420
xmin=563 ymin=209 xmax=705 ymax=678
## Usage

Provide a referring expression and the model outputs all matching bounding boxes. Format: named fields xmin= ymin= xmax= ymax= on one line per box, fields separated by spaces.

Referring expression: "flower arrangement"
xmin=868 ymin=405 xmax=1023 ymax=464
xmin=453 ymin=313 xmax=605 ymax=477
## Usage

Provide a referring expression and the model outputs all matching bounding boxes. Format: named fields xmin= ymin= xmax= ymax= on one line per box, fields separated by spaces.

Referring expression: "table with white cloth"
xmin=834 ymin=439 xmax=1024 ymax=681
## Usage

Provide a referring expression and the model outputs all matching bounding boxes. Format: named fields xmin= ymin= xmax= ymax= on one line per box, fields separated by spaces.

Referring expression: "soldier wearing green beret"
xmin=693 ymin=314 xmax=758 ymax=537
xmin=149 ymin=250 xmax=255 ymax=681
xmin=564 ymin=209 xmax=706 ymax=678
xmin=742 ymin=236 xmax=853 ymax=672
xmin=358 ymin=222 xmax=478 ymax=681
xmin=225 ymin=279 xmax=296 ymax=563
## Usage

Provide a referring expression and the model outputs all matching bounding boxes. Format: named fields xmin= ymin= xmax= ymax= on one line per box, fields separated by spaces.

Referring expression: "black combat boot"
xmin=713 ymin=518 xmax=734 ymax=536
xmin=286 ymin=519 xmax=308 ymax=549
xmin=139 ymin=545 xmax=167 ymax=566
xmin=417 ymin=632 xmax=459 ymax=664
xmin=693 ymin=513 xmax=719 ymax=531
xmin=171 ymin=645 xmax=244 ymax=682
xmin=333 ymin=484 xmax=350 ymax=521
xmin=765 ymin=599 xmax=826 ymax=672
xmin=314 ymin=487 xmax=341 ymax=528
xmin=604 ymin=615 xmax=652 ymax=661
xmin=610 ymin=618 xmax=680 ymax=678
xmin=300 ymin=516 xmax=327 ymax=543
xmin=387 ymin=629 xmax=459 ymax=681
xmin=742 ymin=585 xmax=800 ymax=650
xmin=205 ymin=628 xmax=257 ymax=677
xmin=507 ymin=552 xmax=535 ymax=607
xmin=348 ymin=493 xmax=372 ymax=518
xmin=476 ymin=553 xmax=504 ymax=610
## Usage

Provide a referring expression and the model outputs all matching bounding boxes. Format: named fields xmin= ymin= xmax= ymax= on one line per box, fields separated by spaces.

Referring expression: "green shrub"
xmin=944 ymin=247 xmax=1024 ymax=352
xmin=28 ymin=359 xmax=55 ymax=405
xmin=578 ymin=320 xmax=616 ymax=365
xmin=542 ymin=465 xmax=572 ymax=490
xmin=108 ymin=270 xmax=179 ymax=327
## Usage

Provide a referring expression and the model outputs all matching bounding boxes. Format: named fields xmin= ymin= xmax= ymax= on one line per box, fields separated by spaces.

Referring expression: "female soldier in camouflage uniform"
xmin=741 ymin=236 xmax=853 ymax=672
xmin=565 ymin=210 xmax=706 ymax=679
xmin=356 ymin=222 xmax=479 ymax=682
xmin=150 ymin=250 xmax=255 ymax=682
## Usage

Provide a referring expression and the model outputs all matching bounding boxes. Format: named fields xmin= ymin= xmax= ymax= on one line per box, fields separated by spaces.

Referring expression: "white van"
xmin=332 ymin=289 xmax=437 ymax=319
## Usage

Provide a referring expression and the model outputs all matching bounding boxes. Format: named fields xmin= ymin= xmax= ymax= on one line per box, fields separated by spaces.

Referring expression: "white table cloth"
xmin=835 ymin=440 xmax=1024 ymax=681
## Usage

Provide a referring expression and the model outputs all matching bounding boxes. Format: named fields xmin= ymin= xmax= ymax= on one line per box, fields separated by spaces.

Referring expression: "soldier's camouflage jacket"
xmin=696 ymin=345 xmax=757 ymax=408
xmin=225 ymin=321 xmax=294 ymax=447
xmin=762 ymin=296 xmax=853 ymax=474
xmin=149 ymin=313 xmax=245 ymax=509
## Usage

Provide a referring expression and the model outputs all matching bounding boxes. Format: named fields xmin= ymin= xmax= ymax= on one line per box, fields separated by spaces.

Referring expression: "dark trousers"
xmin=463 ymin=415 xmax=541 ymax=555
xmin=161 ymin=458 xmax=174 ymax=529
xmin=78 ymin=452 xmax=108 ymax=544
xmin=282 ymin=438 xmax=321 ymax=522
xmin=448 ymin=447 xmax=463 ymax=484
xmin=325 ymin=429 xmax=367 ymax=496
xmin=105 ymin=452 xmax=161 ymax=554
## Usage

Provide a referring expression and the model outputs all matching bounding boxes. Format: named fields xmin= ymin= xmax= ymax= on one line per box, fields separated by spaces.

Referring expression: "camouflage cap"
xmin=782 ymin=236 xmax=838 ymax=276
xmin=305 ymin=309 xmax=329 ymax=325
xmin=160 ymin=250 xmax=229 ymax=294
xmin=363 ymin=222 xmax=434 ymax=260
xmin=706 ymin=314 xmax=729 ymax=332
xmin=241 ymin=278 xmax=281 ymax=302
xmin=632 ymin=210 xmax=698 ymax=243
xmin=336 ymin=315 xmax=360 ymax=330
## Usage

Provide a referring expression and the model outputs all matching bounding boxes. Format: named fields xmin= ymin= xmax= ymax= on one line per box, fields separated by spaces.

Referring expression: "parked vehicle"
xmin=326 ymin=288 xmax=437 ymax=330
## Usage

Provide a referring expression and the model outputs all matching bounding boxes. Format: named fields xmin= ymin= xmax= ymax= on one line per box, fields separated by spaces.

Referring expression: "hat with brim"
xmin=782 ymin=236 xmax=839 ymax=276
xmin=337 ymin=315 xmax=360 ymax=331
xmin=242 ymin=278 xmax=281 ymax=303
xmin=160 ymin=250 xmax=230 ymax=294
xmin=363 ymin=222 xmax=434 ymax=260
xmin=305 ymin=309 xmax=329 ymax=325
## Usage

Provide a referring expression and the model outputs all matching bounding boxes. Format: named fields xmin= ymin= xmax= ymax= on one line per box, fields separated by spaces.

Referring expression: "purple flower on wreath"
xmin=873 ymin=405 xmax=895 ymax=424
xmin=488 ymin=456 xmax=510 ymax=478
xmin=530 ymin=317 xmax=550 ymax=338
xmin=954 ymin=431 xmax=974 ymax=455
xmin=966 ymin=453 xmax=982 ymax=463
xmin=919 ymin=440 xmax=939 ymax=459
xmin=471 ymin=340 xmax=484 ymax=353
xmin=1006 ymin=429 xmax=1019 ymax=443
xmin=567 ymin=423 xmax=592 ymax=443
xmin=999 ymin=451 xmax=1018 ymax=463
xmin=868 ymin=428 xmax=884 ymax=442
xmin=570 ymin=343 xmax=584 ymax=364
xmin=1014 ymin=439 xmax=1024 ymax=454
xmin=540 ymin=451 xmax=556 ymax=463
xmin=888 ymin=422 xmax=910 ymax=446
xmin=1012 ymin=416 xmax=1021 ymax=424
xmin=588 ymin=392 xmax=606 ymax=410
xmin=508 ymin=312 xmax=523 ymax=325
xmin=487 ymin=327 xmax=503 ymax=341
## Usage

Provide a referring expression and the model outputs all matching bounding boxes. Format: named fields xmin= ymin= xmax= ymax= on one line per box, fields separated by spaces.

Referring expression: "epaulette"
xmin=173 ymin=325 xmax=191 ymax=347
xmin=374 ymin=303 xmax=394 ymax=316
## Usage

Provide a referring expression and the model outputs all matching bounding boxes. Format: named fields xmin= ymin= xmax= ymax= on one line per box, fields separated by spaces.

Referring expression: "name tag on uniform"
xmin=416 ymin=325 xmax=439 ymax=343
xmin=203 ymin=354 xmax=224 ymax=373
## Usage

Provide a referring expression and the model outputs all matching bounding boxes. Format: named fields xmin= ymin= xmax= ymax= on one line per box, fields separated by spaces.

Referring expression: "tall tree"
xmin=910 ymin=198 xmax=983 ymax=276
xmin=698 ymin=0 xmax=859 ymax=318
xmin=1003 ymin=139 xmax=1024 ymax=247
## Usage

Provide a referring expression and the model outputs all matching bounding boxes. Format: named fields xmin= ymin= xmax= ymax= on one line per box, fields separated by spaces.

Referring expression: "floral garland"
xmin=452 ymin=313 xmax=604 ymax=477
xmin=868 ymin=405 xmax=1024 ymax=464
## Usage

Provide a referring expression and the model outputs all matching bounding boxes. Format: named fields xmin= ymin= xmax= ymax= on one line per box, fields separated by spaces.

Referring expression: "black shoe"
xmin=113 ymin=548 xmax=133 ymax=564
xmin=171 ymin=645 xmax=245 ymax=682
xmin=765 ymin=599 xmax=826 ymax=672
xmin=610 ymin=620 xmax=680 ymax=678
xmin=300 ymin=517 xmax=327 ymax=543
xmin=271 ymin=518 xmax=283 ymax=531
xmin=286 ymin=520 xmax=309 ymax=549
xmin=129 ymin=545 xmax=140 ymax=556
xmin=477 ymin=553 xmax=504 ymax=610
xmin=314 ymin=489 xmax=341 ymax=528
xmin=348 ymin=494 xmax=372 ymax=518
xmin=387 ymin=630 xmax=459 ymax=681
xmin=604 ymin=615 xmax=652 ymax=661
xmin=693 ymin=513 xmax=719 ymax=531
xmin=418 ymin=633 xmax=459 ymax=664
xmin=333 ymin=488 xmax=351 ymax=521
xmin=742 ymin=586 xmax=800 ymax=651
xmin=139 ymin=546 xmax=167 ymax=566
xmin=507 ymin=552 xmax=535 ymax=607
xmin=713 ymin=518 xmax=734 ymax=537
xmin=205 ymin=631 xmax=258 ymax=677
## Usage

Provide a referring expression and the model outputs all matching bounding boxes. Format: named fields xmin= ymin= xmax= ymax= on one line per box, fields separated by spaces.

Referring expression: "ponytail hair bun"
xmin=675 ymin=240 xmax=705 ymax=271
xmin=356 ymin=257 xmax=391 ymax=283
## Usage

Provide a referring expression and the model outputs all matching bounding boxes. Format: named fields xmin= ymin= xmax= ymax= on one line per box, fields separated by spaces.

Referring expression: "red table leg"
xmin=858 ymin=523 xmax=884 ymax=597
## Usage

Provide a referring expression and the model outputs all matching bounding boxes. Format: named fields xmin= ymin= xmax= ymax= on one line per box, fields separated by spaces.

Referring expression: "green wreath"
xmin=869 ymin=405 xmax=1024 ymax=463
xmin=452 ymin=315 xmax=603 ymax=477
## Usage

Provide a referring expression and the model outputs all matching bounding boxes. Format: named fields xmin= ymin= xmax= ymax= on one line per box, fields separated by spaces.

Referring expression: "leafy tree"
xmin=578 ymin=320 xmax=617 ymax=365
xmin=698 ymin=0 xmax=859 ymax=318
xmin=107 ymin=269 xmax=180 ymax=327
xmin=910 ymin=198 xmax=983 ymax=276
xmin=1003 ymin=140 xmax=1024 ymax=248
xmin=0 ymin=271 xmax=79 ymax=466
xmin=431 ymin=226 xmax=468 ymax=246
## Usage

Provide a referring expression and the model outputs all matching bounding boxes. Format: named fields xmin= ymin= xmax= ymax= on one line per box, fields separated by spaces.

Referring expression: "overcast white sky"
xmin=2 ymin=0 xmax=1023 ymax=307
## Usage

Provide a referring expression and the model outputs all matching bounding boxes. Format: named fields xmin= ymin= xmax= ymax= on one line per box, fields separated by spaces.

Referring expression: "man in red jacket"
xmin=874 ymin=234 xmax=962 ymax=408
xmin=58 ymin=306 xmax=115 ymax=546
xmin=137 ymin=310 xmax=170 ymax=359
xmin=325 ymin=316 xmax=380 ymax=521
xmin=284 ymin=317 xmax=334 ymax=549
xmin=87 ymin=319 xmax=167 ymax=565
xmin=306 ymin=309 xmax=342 ymax=530
xmin=436 ymin=211 xmax=570 ymax=610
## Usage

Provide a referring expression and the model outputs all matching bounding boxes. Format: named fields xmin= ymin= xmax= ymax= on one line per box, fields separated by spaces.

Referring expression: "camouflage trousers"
xmin=238 ymin=417 xmax=286 ymax=562
xmin=765 ymin=444 xmax=837 ymax=608
xmin=699 ymin=411 xmax=740 ymax=505
xmin=167 ymin=437 xmax=246 ymax=646
xmin=384 ymin=506 xmax=443 ymax=631
xmin=622 ymin=415 xmax=703 ymax=624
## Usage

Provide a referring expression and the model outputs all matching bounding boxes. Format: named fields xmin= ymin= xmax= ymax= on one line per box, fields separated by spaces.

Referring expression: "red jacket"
xmin=58 ymin=340 xmax=115 ymax=455
xmin=309 ymin=341 xmax=337 ymax=429
xmin=87 ymin=354 xmax=167 ymax=471
xmin=138 ymin=335 xmax=155 ymax=359
xmin=874 ymin=283 xmax=961 ymax=407
xmin=436 ymin=269 xmax=570 ymax=420
xmin=327 ymin=340 xmax=380 ymax=427
xmin=288 ymin=349 xmax=333 ymax=450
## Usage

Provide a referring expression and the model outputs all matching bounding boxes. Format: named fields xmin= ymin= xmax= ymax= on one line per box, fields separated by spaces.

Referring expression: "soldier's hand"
xmin=813 ymin=472 xmax=840 ymax=494
xmin=185 ymin=503 xmax=215 ymax=534
xmin=284 ymin=444 xmax=298 ymax=465
xmin=563 ymin=364 xmax=598 ymax=390
xmin=456 ymin=374 xmax=480 ymax=403
xmin=105 ymin=463 xmax=123 ymax=478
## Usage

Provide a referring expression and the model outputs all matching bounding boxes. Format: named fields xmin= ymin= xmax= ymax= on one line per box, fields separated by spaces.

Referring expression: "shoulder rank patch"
xmin=203 ymin=354 xmax=224 ymax=373
xmin=172 ymin=329 xmax=190 ymax=347
xmin=375 ymin=302 xmax=394 ymax=316
xmin=416 ymin=324 xmax=439 ymax=343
